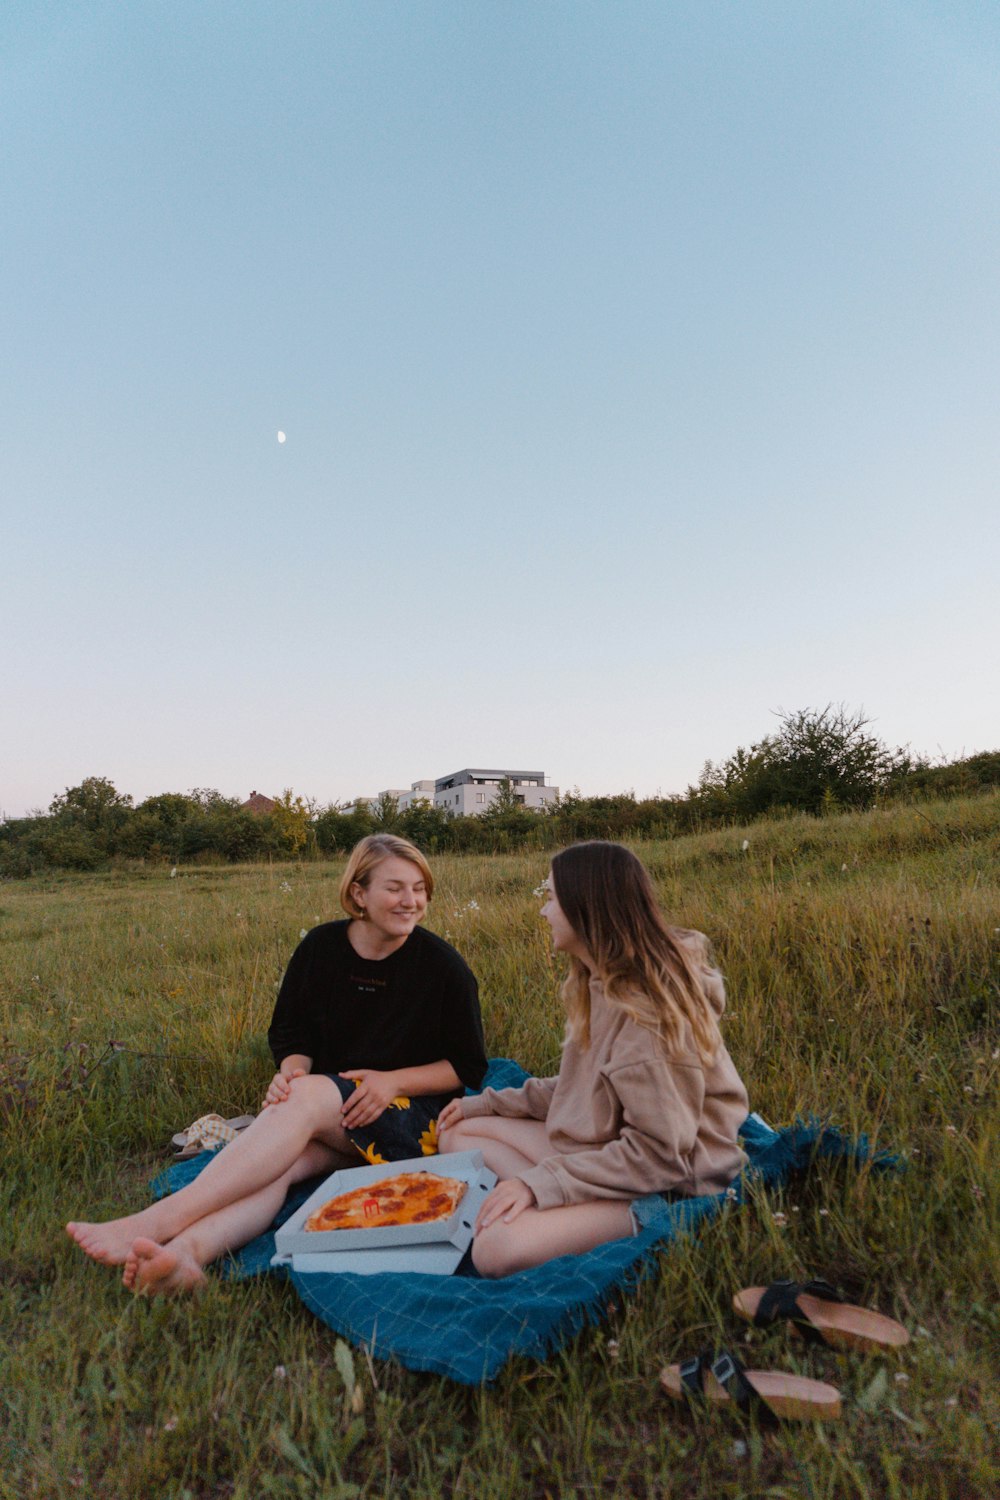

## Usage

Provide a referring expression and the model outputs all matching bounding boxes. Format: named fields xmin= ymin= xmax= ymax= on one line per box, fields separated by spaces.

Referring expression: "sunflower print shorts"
xmin=325 ymin=1074 xmax=452 ymax=1165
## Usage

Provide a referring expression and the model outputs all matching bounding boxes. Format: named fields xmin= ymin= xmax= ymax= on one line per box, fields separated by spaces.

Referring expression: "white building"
xmin=431 ymin=768 xmax=558 ymax=817
xmin=343 ymin=769 xmax=559 ymax=819
xmin=398 ymin=780 xmax=436 ymax=811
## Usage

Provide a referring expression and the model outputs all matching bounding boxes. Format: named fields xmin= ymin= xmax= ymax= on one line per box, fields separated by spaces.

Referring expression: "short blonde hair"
xmin=338 ymin=834 xmax=435 ymax=919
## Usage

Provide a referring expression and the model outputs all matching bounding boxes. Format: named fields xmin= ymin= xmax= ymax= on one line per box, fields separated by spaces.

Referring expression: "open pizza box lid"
xmin=271 ymin=1149 xmax=496 ymax=1276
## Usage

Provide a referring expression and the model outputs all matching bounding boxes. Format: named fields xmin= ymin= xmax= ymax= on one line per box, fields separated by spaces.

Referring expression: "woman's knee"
xmin=437 ymin=1118 xmax=476 ymax=1154
xmin=470 ymin=1224 xmax=521 ymax=1279
xmin=284 ymin=1073 xmax=341 ymax=1127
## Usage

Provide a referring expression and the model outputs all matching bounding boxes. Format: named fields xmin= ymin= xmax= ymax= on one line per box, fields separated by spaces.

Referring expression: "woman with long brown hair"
xmin=438 ymin=840 xmax=748 ymax=1276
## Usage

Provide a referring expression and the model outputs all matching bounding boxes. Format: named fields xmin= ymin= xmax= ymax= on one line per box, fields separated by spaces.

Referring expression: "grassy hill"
xmin=2 ymin=794 xmax=997 ymax=1496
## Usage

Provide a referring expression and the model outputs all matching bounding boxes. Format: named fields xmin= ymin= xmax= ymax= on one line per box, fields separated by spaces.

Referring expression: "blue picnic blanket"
xmin=153 ymin=1058 xmax=894 ymax=1383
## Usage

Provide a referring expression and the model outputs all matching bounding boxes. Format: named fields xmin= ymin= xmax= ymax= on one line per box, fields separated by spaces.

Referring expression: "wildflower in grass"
xmin=741 ymin=839 xmax=750 ymax=851
xmin=731 ymin=1440 xmax=748 ymax=1458
xmin=170 ymin=867 xmax=177 ymax=878
xmin=725 ymin=1186 xmax=739 ymax=1201
xmin=971 ymin=1185 xmax=984 ymax=1200
xmin=273 ymin=1365 xmax=287 ymax=1380
xmin=772 ymin=1211 xmax=788 ymax=1228
xmin=279 ymin=880 xmax=291 ymax=894
xmin=894 ymin=1372 xmax=909 ymax=1385
xmin=946 ymin=1125 xmax=958 ymax=1135
xmin=606 ymin=1338 xmax=620 ymax=1359
xmin=163 ymin=1417 xmax=178 ymax=1431
xmin=299 ymin=928 xmax=308 ymax=939
xmin=819 ymin=1207 xmax=829 ymax=1216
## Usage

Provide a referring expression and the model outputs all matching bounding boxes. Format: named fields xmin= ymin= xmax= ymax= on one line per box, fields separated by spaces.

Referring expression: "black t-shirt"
xmin=267 ymin=920 xmax=487 ymax=1097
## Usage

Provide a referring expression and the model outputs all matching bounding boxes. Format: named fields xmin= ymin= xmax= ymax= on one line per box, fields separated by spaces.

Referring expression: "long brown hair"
xmin=550 ymin=841 xmax=722 ymax=1065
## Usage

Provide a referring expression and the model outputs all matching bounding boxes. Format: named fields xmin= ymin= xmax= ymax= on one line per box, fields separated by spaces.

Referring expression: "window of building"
xmin=476 ymin=792 xmax=485 ymax=803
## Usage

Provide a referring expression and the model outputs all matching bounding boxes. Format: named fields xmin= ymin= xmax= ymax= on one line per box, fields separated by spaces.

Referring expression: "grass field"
xmin=1 ymin=795 xmax=998 ymax=1498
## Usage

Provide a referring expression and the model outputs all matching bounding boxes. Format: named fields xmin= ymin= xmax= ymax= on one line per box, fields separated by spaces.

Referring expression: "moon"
xmin=277 ymin=431 xmax=286 ymax=444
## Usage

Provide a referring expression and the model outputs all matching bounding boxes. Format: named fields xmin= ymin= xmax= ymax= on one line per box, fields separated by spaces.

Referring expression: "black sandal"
xmin=661 ymin=1347 xmax=842 ymax=1422
xmin=734 ymin=1279 xmax=910 ymax=1352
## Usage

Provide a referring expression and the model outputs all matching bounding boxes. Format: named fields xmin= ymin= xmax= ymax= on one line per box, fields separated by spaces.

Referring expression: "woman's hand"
xmin=436 ymin=1098 xmax=466 ymax=1132
xmin=261 ymin=1067 xmax=306 ymax=1109
xmin=337 ymin=1068 xmax=401 ymax=1129
xmin=475 ymin=1177 xmax=536 ymax=1233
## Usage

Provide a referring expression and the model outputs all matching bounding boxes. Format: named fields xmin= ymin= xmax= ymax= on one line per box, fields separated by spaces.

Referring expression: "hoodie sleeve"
xmin=460 ymin=1075 xmax=558 ymax=1122
xmin=517 ymin=1057 xmax=706 ymax=1209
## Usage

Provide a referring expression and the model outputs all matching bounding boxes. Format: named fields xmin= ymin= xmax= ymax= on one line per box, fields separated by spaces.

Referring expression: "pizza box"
xmin=270 ymin=1150 xmax=496 ymax=1272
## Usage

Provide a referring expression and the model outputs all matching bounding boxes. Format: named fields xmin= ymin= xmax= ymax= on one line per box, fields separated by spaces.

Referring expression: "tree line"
xmin=3 ymin=707 xmax=998 ymax=877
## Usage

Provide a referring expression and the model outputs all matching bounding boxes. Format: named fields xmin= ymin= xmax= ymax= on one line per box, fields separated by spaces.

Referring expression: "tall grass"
xmin=1 ymin=794 xmax=997 ymax=1497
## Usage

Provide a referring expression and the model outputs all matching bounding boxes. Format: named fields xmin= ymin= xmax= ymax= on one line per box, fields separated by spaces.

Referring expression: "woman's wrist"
xmin=459 ymin=1094 xmax=490 ymax=1120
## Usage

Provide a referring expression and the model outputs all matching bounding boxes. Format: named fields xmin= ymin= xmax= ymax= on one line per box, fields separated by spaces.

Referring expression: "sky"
xmin=3 ymin=0 xmax=998 ymax=818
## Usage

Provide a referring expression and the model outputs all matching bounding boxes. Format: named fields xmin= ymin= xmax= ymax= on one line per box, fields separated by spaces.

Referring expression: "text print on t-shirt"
xmin=350 ymin=973 xmax=388 ymax=995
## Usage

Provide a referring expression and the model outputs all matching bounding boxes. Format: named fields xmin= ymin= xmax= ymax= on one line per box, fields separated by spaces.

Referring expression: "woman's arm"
xmin=343 ymin=1059 xmax=460 ymax=1099
xmin=337 ymin=1059 xmax=461 ymax=1129
xmin=434 ymin=948 xmax=488 ymax=1091
xmin=461 ymin=1075 xmax=558 ymax=1122
xmin=517 ymin=1058 xmax=705 ymax=1209
xmin=267 ymin=933 xmax=320 ymax=1068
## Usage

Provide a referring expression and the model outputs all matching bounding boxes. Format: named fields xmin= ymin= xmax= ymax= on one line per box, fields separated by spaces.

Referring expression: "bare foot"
xmin=66 ymin=1205 xmax=167 ymax=1265
xmin=122 ymin=1246 xmax=140 ymax=1290
xmin=131 ymin=1237 xmax=207 ymax=1297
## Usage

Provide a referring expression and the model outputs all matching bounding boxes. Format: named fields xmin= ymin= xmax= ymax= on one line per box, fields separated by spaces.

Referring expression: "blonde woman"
xmin=67 ymin=834 xmax=486 ymax=1294
xmin=438 ymin=841 xmax=748 ymax=1277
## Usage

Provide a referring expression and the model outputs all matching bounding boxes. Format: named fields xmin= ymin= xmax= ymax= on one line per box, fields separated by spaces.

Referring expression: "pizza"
xmin=305 ymin=1171 xmax=467 ymax=1232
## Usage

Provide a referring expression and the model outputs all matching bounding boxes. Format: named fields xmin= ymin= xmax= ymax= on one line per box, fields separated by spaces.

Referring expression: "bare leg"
xmin=439 ymin=1116 xmax=635 ymax=1276
xmin=123 ymin=1140 xmax=345 ymax=1295
xmin=473 ymin=1199 xmax=634 ymax=1277
xmin=67 ymin=1075 xmax=351 ymax=1265
xmin=438 ymin=1116 xmax=551 ymax=1179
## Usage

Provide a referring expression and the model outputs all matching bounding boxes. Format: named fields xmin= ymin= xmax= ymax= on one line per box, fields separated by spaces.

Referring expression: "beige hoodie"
xmin=460 ymin=943 xmax=748 ymax=1210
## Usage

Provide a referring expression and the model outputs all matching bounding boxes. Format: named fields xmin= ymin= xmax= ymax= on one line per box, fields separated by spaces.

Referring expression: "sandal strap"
xmin=678 ymin=1349 xmax=776 ymax=1424
xmin=709 ymin=1349 xmax=777 ymax=1424
xmin=754 ymin=1278 xmax=845 ymax=1344
xmin=678 ymin=1352 xmax=710 ymax=1399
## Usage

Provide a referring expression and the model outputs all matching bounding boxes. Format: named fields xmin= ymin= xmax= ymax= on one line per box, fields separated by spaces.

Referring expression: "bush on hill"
xmin=3 ymin=711 xmax=999 ymax=876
